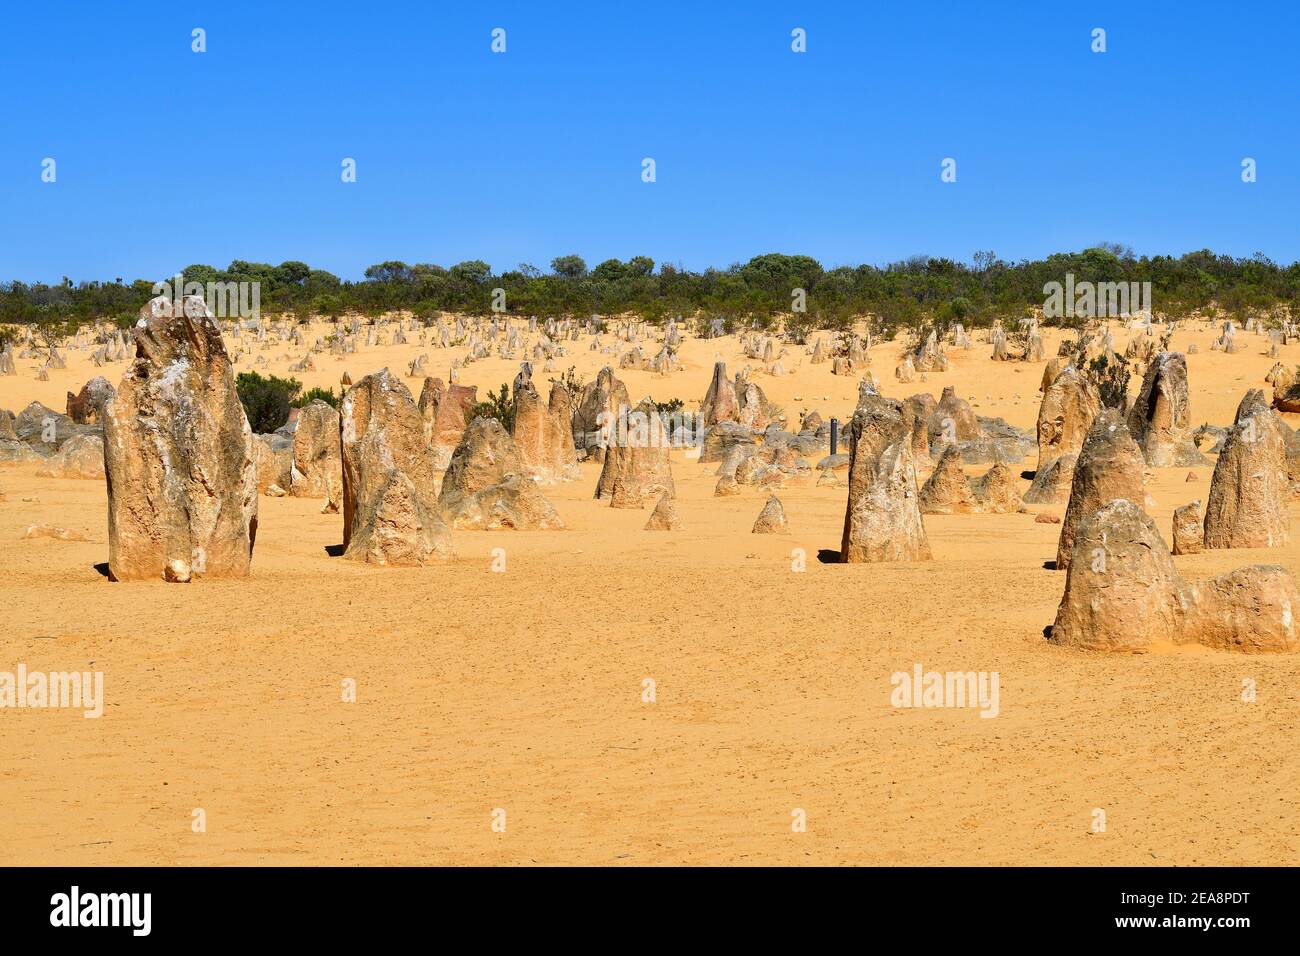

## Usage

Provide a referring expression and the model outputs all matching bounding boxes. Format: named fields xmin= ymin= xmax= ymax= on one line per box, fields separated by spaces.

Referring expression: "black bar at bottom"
xmin=0 ymin=866 xmax=1279 ymax=942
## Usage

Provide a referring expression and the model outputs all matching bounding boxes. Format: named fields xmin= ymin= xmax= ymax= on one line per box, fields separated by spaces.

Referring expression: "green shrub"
xmin=652 ymin=398 xmax=695 ymax=438
xmin=1086 ymin=353 xmax=1130 ymax=410
xmin=469 ymin=382 xmax=514 ymax=431
xmin=292 ymin=386 xmax=340 ymax=409
xmin=550 ymin=365 xmax=585 ymax=396
xmin=782 ymin=312 xmax=817 ymax=344
xmin=236 ymin=371 xmax=302 ymax=432
xmin=653 ymin=398 xmax=684 ymax=415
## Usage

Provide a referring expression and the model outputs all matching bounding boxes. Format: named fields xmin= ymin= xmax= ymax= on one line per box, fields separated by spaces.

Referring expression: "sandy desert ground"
xmin=3 ymin=318 xmax=1300 ymax=866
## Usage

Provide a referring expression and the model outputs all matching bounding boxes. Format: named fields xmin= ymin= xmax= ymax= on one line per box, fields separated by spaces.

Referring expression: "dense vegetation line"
xmin=4 ymin=247 xmax=1299 ymax=346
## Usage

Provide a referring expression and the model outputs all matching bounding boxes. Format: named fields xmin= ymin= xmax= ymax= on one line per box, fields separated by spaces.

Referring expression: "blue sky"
xmin=1 ymin=1 xmax=1296 ymax=282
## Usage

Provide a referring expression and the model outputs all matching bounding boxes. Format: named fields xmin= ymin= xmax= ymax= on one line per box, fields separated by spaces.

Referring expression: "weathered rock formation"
xmin=13 ymin=401 xmax=93 ymax=456
xmin=289 ymin=399 xmax=343 ymax=511
xmin=1267 ymin=363 xmax=1299 ymax=410
xmin=714 ymin=473 xmax=741 ymax=496
xmin=644 ymin=493 xmax=682 ymax=530
xmin=1181 ymin=566 xmax=1300 ymax=652
xmin=439 ymin=417 xmax=564 ymax=530
xmin=1025 ymin=328 xmax=1046 ymax=362
xmin=700 ymin=421 xmax=757 ymax=464
xmin=1271 ymin=382 xmax=1300 ymax=414
xmin=1040 ymin=357 xmax=1064 ymax=392
xmin=573 ymin=366 xmax=631 ymax=462
xmin=1051 ymin=499 xmax=1300 ymax=653
xmin=65 ymin=377 xmax=116 ymax=424
xmin=840 ymin=389 xmax=932 ymax=562
xmin=595 ymin=398 xmax=676 ymax=508
xmin=1203 ymin=391 xmax=1290 ymax=550
xmin=751 ymin=495 xmax=788 ymax=533
xmin=926 ymin=385 xmax=982 ymax=449
xmin=340 ymin=368 xmax=451 ymax=565
xmin=700 ymin=361 xmax=740 ymax=427
xmin=103 ymin=295 xmax=257 ymax=581
xmin=512 ymin=379 xmax=580 ymax=483
xmin=1172 ymin=501 xmax=1203 ymax=555
xmin=420 ymin=378 xmax=478 ymax=470
xmin=919 ymin=445 xmax=977 ymax=514
xmin=1051 ymin=500 xmax=1194 ymax=651
xmin=1126 ymin=352 xmax=1207 ymax=467
xmin=252 ymin=433 xmax=293 ymax=495
xmin=35 ymin=433 xmax=105 ymax=480
xmin=991 ymin=328 xmax=1010 ymax=362
xmin=1056 ymin=411 xmax=1147 ymax=571
xmin=912 ymin=330 xmax=948 ymax=372
xmin=971 ymin=461 xmax=1022 ymax=513
xmin=417 ymin=376 xmax=445 ymax=432
xmin=1024 ymin=366 xmax=1101 ymax=504
xmin=733 ymin=369 xmax=772 ymax=429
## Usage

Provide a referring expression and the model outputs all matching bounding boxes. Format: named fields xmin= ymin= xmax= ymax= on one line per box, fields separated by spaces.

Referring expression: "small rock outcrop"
xmin=65 ymin=377 xmax=116 ymax=424
xmin=439 ymin=417 xmax=564 ymax=530
xmin=1172 ymin=501 xmax=1203 ymax=555
xmin=918 ymin=445 xmax=977 ymax=514
xmin=1182 ymin=566 xmax=1300 ymax=652
xmin=714 ymin=474 xmax=741 ymax=496
xmin=644 ymin=493 xmax=682 ymax=530
xmin=971 ymin=461 xmax=1022 ymax=513
xmin=751 ymin=495 xmax=788 ymax=533
xmin=1050 ymin=500 xmax=1192 ymax=651
xmin=35 ymin=433 xmax=105 ymax=480
xmin=1051 ymin=499 xmax=1300 ymax=653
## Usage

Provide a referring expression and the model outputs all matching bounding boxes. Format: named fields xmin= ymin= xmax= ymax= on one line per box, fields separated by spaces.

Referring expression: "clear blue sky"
xmin=2 ymin=0 xmax=1296 ymax=283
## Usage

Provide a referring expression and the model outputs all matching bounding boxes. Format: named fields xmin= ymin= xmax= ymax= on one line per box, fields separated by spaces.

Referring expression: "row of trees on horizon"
xmin=4 ymin=247 xmax=1300 ymax=344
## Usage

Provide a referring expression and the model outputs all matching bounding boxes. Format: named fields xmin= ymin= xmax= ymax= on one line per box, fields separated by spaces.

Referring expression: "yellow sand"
xmin=2 ymin=320 xmax=1299 ymax=866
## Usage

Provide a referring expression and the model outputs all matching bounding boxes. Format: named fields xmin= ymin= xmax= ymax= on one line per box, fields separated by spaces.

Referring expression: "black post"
xmin=830 ymin=418 xmax=838 ymax=456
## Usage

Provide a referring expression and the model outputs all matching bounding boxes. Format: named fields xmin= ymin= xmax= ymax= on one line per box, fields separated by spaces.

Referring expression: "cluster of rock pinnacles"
xmin=90 ymin=300 xmax=1298 ymax=654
